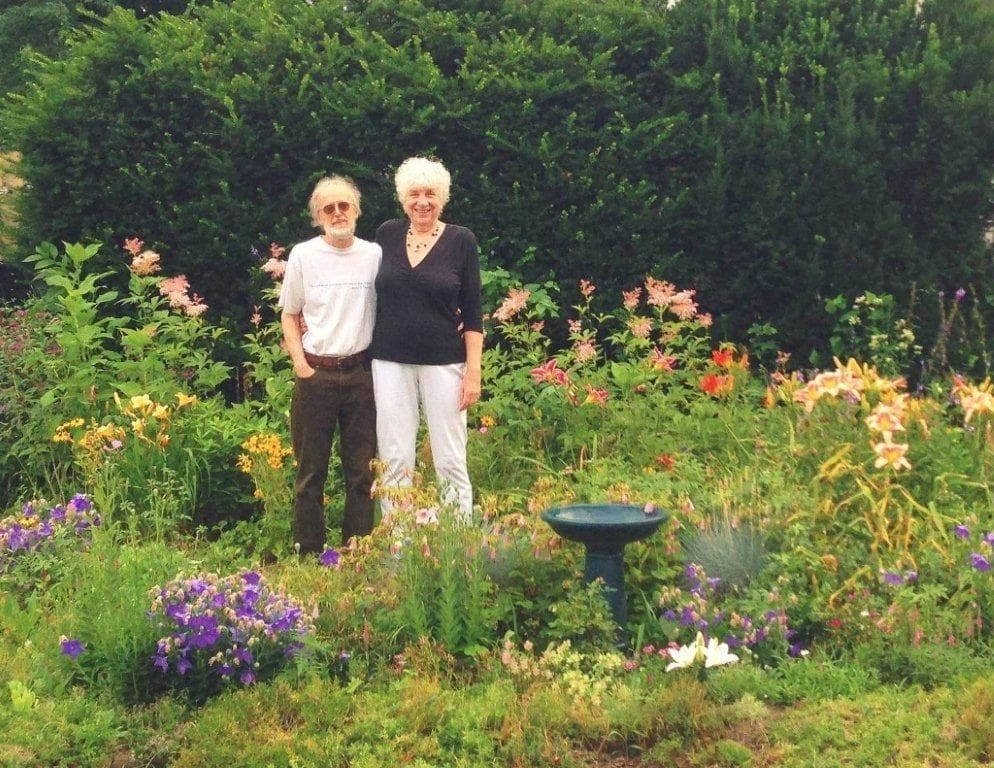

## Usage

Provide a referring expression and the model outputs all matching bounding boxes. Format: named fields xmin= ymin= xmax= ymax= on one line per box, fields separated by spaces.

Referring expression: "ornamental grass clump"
xmin=0 ymin=493 xmax=99 ymax=573
xmin=148 ymin=570 xmax=315 ymax=701
xmin=680 ymin=516 xmax=768 ymax=595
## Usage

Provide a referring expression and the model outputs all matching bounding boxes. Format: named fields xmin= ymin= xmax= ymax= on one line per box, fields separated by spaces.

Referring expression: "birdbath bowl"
xmin=541 ymin=504 xmax=667 ymax=640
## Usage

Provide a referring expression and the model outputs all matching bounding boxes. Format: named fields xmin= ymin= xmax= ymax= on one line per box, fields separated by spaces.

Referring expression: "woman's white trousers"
xmin=372 ymin=359 xmax=472 ymax=520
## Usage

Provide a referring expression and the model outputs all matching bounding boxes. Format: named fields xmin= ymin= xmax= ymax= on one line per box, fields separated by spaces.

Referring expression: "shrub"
xmin=8 ymin=0 xmax=994 ymax=359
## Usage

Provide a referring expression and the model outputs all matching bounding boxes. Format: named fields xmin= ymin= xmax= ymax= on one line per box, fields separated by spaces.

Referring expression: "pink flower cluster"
xmin=123 ymin=237 xmax=209 ymax=318
xmin=645 ymin=277 xmax=699 ymax=321
xmin=624 ymin=278 xmax=711 ymax=326
xmin=260 ymin=242 xmax=287 ymax=281
xmin=124 ymin=237 xmax=161 ymax=276
xmin=492 ymin=287 xmax=531 ymax=323
xmin=159 ymin=275 xmax=208 ymax=318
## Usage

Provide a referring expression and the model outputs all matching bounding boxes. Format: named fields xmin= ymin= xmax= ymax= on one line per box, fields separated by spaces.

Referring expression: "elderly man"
xmin=280 ymin=175 xmax=381 ymax=554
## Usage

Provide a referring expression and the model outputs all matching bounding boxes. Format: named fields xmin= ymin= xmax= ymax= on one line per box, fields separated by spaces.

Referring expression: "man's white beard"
xmin=325 ymin=223 xmax=356 ymax=239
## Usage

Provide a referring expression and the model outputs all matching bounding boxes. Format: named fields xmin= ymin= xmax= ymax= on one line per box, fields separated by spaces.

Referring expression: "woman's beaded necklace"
xmin=406 ymin=224 xmax=441 ymax=253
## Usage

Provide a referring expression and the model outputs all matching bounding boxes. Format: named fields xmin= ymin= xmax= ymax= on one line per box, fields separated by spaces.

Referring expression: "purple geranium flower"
xmin=955 ymin=524 xmax=971 ymax=539
xmin=319 ymin=547 xmax=341 ymax=568
xmin=241 ymin=570 xmax=262 ymax=586
xmin=971 ymin=552 xmax=992 ymax=572
xmin=68 ymin=494 xmax=92 ymax=513
xmin=881 ymin=570 xmax=904 ymax=586
xmin=60 ymin=637 xmax=85 ymax=661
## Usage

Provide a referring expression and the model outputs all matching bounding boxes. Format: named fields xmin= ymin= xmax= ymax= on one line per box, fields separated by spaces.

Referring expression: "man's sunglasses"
xmin=322 ymin=201 xmax=352 ymax=215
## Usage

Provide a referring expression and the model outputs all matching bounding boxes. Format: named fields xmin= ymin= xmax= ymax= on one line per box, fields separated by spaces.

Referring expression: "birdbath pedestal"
xmin=541 ymin=504 xmax=667 ymax=642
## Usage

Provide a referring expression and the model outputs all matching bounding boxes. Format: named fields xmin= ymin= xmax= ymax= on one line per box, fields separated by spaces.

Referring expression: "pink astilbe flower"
xmin=579 ymin=279 xmax=596 ymax=298
xmin=668 ymin=290 xmax=698 ymax=320
xmin=164 ymin=291 xmax=192 ymax=310
xmin=270 ymin=242 xmax=286 ymax=259
xmin=567 ymin=319 xmax=582 ymax=335
xmin=697 ymin=313 xmax=713 ymax=328
xmin=492 ymin=287 xmax=531 ymax=323
xmin=628 ymin=317 xmax=652 ymax=338
xmin=622 ymin=287 xmax=642 ymax=310
xmin=158 ymin=275 xmax=207 ymax=317
xmin=645 ymin=277 xmax=677 ymax=308
xmin=261 ymin=258 xmax=287 ymax=280
xmin=130 ymin=249 xmax=161 ymax=276
xmin=184 ymin=295 xmax=209 ymax=318
xmin=123 ymin=237 xmax=144 ymax=256
xmin=573 ymin=339 xmax=597 ymax=364
xmin=159 ymin=275 xmax=191 ymax=297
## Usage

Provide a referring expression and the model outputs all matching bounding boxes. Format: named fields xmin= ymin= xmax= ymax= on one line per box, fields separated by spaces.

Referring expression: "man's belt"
xmin=304 ymin=350 xmax=370 ymax=371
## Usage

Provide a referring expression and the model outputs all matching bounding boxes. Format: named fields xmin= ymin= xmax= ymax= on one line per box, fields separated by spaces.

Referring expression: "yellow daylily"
xmin=129 ymin=394 xmax=154 ymax=412
xmin=175 ymin=392 xmax=198 ymax=408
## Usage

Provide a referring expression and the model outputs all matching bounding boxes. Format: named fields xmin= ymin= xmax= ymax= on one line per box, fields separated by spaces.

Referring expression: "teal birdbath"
xmin=541 ymin=504 xmax=667 ymax=642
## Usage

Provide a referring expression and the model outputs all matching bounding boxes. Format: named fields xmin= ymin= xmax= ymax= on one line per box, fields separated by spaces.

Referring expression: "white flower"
xmin=703 ymin=636 xmax=740 ymax=668
xmin=665 ymin=631 xmax=740 ymax=672
xmin=665 ymin=631 xmax=706 ymax=671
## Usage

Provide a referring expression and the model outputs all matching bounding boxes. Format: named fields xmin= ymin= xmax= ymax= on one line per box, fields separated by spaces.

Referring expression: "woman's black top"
xmin=370 ymin=218 xmax=483 ymax=365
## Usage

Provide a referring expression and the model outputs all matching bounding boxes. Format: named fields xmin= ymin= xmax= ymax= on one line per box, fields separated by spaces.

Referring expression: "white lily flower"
xmin=703 ymin=636 xmax=740 ymax=668
xmin=665 ymin=631 xmax=706 ymax=671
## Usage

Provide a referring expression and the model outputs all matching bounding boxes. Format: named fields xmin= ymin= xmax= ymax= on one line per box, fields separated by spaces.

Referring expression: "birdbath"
xmin=541 ymin=503 xmax=667 ymax=643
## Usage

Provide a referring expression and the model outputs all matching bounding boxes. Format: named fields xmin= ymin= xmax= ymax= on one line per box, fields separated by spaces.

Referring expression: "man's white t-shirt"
xmin=279 ymin=235 xmax=382 ymax=357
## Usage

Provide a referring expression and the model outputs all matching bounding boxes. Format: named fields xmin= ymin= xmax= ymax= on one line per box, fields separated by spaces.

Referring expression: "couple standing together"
xmin=280 ymin=157 xmax=483 ymax=555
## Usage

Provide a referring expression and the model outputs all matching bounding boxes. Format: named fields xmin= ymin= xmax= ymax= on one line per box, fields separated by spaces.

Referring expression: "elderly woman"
xmin=370 ymin=157 xmax=483 ymax=521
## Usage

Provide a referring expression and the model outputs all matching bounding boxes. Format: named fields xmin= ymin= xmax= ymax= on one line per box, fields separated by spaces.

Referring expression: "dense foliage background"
xmin=4 ymin=0 xmax=994 ymax=359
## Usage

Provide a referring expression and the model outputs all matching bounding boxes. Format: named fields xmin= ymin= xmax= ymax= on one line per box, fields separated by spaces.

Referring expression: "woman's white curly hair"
xmin=394 ymin=156 xmax=451 ymax=207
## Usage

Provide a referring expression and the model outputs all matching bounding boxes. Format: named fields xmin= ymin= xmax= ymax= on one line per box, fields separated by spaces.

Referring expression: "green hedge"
xmin=6 ymin=0 xmax=994 ymax=357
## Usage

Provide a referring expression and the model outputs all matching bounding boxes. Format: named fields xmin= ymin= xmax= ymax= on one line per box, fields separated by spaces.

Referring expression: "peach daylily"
xmin=865 ymin=404 xmax=906 ymax=440
xmin=960 ymin=388 xmax=994 ymax=424
xmin=873 ymin=441 xmax=911 ymax=471
xmin=583 ymin=387 xmax=609 ymax=406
